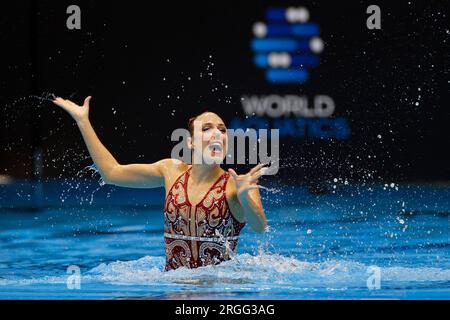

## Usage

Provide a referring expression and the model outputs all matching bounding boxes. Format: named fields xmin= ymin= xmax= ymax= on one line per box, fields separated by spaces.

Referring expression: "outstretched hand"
xmin=53 ymin=96 xmax=92 ymax=123
xmin=228 ymin=163 xmax=267 ymax=200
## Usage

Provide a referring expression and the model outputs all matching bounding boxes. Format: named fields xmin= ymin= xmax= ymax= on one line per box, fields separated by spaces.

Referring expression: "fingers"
xmin=230 ymin=165 xmax=268 ymax=183
xmin=52 ymin=96 xmax=92 ymax=107
xmin=249 ymin=163 xmax=265 ymax=175
xmin=228 ymin=168 xmax=238 ymax=180
xmin=251 ymin=167 xmax=268 ymax=180
xmin=52 ymin=97 xmax=70 ymax=109
xmin=83 ymin=96 xmax=92 ymax=107
xmin=230 ymin=163 xmax=269 ymax=183
xmin=52 ymin=97 xmax=63 ymax=105
xmin=52 ymin=97 xmax=72 ymax=105
xmin=243 ymin=184 xmax=261 ymax=191
xmin=249 ymin=163 xmax=270 ymax=182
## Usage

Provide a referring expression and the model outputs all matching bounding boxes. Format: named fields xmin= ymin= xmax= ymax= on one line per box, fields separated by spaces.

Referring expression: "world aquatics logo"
xmin=251 ymin=7 xmax=324 ymax=84
xmin=229 ymin=6 xmax=350 ymax=141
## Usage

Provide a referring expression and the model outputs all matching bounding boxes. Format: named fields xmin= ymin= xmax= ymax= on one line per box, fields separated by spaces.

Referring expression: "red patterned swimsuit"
xmin=163 ymin=167 xmax=246 ymax=271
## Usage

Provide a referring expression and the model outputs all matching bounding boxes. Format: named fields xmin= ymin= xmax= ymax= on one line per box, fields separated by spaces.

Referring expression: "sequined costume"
xmin=163 ymin=167 xmax=245 ymax=271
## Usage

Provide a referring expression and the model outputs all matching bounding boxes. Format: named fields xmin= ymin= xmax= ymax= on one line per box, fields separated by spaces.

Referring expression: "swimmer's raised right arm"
xmin=53 ymin=96 xmax=171 ymax=188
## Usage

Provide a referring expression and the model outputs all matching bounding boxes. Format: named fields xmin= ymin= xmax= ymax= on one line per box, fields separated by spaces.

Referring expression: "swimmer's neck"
xmin=189 ymin=164 xmax=223 ymax=184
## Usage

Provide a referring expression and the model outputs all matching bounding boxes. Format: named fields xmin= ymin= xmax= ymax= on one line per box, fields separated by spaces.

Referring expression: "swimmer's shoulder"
xmin=157 ymin=158 xmax=190 ymax=181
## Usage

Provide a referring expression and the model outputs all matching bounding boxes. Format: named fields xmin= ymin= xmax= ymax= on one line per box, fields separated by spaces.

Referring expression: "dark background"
xmin=1 ymin=0 xmax=449 ymax=186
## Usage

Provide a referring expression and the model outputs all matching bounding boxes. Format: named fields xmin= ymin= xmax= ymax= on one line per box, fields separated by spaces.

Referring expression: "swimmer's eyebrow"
xmin=202 ymin=122 xmax=226 ymax=129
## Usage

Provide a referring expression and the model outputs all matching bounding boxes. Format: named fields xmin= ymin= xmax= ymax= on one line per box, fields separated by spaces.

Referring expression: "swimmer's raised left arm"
xmin=227 ymin=164 xmax=268 ymax=233
xmin=51 ymin=95 xmax=173 ymax=189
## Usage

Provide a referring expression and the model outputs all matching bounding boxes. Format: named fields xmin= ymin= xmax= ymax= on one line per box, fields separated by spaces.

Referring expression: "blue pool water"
xmin=0 ymin=181 xmax=449 ymax=299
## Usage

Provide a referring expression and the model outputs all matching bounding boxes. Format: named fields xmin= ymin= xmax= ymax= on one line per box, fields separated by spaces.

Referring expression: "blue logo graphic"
xmin=251 ymin=7 xmax=324 ymax=84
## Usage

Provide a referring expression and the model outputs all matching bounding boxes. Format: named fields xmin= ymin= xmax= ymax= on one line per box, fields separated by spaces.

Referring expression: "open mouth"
xmin=208 ymin=142 xmax=223 ymax=154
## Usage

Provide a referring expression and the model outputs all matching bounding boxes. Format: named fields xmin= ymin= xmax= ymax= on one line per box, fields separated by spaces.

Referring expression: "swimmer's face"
xmin=189 ymin=112 xmax=228 ymax=165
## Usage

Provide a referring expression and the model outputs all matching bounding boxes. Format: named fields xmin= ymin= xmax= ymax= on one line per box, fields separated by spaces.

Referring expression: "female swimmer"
xmin=52 ymin=96 xmax=268 ymax=271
